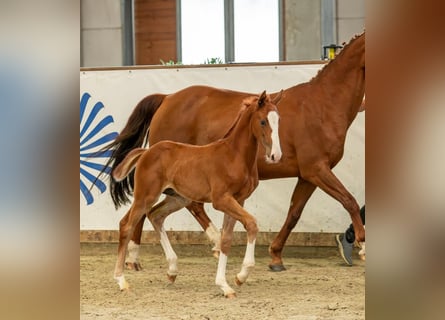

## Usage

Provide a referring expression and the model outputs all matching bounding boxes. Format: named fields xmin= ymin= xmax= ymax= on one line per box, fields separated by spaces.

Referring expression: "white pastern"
xmin=114 ymin=274 xmax=129 ymax=290
xmin=205 ymin=223 xmax=221 ymax=252
xmin=215 ymin=252 xmax=235 ymax=296
xmin=126 ymin=240 xmax=140 ymax=263
xmin=359 ymin=225 xmax=365 ymax=257
xmin=266 ymin=111 xmax=282 ymax=163
xmin=236 ymin=240 xmax=256 ymax=283
xmin=159 ymin=228 xmax=178 ymax=276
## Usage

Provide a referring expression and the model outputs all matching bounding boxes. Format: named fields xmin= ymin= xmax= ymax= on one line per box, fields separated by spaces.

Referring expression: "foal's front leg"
xmin=235 ymin=239 xmax=256 ymax=286
xmin=214 ymin=214 xmax=237 ymax=298
xmin=213 ymin=197 xmax=258 ymax=297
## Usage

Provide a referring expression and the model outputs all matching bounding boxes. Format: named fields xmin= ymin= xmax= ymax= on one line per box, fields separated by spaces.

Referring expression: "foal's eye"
xmin=260 ymin=120 xmax=267 ymax=126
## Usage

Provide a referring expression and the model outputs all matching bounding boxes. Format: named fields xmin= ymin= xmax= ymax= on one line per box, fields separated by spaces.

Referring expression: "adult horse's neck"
xmin=224 ymin=105 xmax=258 ymax=168
xmin=310 ymin=33 xmax=365 ymax=124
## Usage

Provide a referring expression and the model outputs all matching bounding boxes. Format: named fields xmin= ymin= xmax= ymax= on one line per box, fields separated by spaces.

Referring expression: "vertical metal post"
xmin=80 ymin=0 xmax=84 ymax=67
xmin=320 ymin=0 xmax=337 ymax=59
xmin=224 ymin=0 xmax=234 ymax=63
xmin=278 ymin=0 xmax=284 ymax=61
xmin=122 ymin=0 xmax=134 ymax=65
xmin=176 ymin=0 xmax=182 ymax=63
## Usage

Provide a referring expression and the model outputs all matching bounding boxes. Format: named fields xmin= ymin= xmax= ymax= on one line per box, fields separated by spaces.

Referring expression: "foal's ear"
xmin=272 ymin=89 xmax=283 ymax=105
xmin=258 ymin=90 xmax=267 ymax=108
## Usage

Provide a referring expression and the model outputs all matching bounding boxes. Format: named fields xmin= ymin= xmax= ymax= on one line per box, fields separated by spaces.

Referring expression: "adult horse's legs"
xmin=186 ymin=202 xmax=221 ymax=257
xmin=147 ymin=195 xmax=191 ymax=282
xmin=269 ymin=178 xmax=316 ymax=271
xmin=309 ymin=166 xmax=365 ymax=242
xmin=213 ymin=197 xmax=257 ymax=298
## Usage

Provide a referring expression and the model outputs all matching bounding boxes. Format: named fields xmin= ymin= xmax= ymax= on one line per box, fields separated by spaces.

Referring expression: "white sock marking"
xmin=205 ymin=223 xmax=221 ymax=251
xmin=215 ymin=253 xmax=235 ymax=296
xmin=237 ymin=240 xmax=256 ymax=283
xmin=159 ymin=227 xmax=178 ymax=276
xmin=126 ymin=240 xmax=140 ymax=263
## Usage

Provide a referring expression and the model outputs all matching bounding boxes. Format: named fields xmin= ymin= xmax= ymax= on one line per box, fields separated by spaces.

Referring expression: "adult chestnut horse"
xmin=103 ymin=32 xmax=365 ymax=272
xmin=111 ymin=92 xmax=282 ymax=297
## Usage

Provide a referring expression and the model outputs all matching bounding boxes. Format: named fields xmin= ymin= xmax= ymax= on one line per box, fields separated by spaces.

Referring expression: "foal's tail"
xmin=96 ymin=93 xmax=166 ymax=208
xmin=112 ymin=148 xmax=146 ymax=182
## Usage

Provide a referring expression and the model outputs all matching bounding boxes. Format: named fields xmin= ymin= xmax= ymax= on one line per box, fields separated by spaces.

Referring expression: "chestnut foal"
xmin=111 ymin=91 xmax=282 ymax=297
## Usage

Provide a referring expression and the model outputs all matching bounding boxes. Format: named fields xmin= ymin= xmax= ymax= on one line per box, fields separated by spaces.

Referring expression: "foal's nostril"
xmin=271 ymin=154 xmax=275 ymax=161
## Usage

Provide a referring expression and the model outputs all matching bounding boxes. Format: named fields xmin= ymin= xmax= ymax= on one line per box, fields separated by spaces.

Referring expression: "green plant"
xmin=203 ymin=57 xmax=224 ymax=64
xmin=160 ymin=59 xmax=182 ymax=66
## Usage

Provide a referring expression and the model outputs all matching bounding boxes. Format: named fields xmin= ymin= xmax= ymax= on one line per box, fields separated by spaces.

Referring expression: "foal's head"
xmin=246 ymin=90 xmax=283 ymax=164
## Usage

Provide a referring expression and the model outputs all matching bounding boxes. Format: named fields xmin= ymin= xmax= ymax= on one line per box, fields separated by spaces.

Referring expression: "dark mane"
xmin=310 ymin=31 xmax=365 ymax=82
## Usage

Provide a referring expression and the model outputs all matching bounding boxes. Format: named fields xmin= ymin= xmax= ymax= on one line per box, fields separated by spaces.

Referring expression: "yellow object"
xmin=328 ymin=47 xmax=336 ymax=60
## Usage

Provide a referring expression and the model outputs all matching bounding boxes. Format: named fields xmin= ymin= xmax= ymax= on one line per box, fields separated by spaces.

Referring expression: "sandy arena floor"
xmin=80 ymin=243 xmax=365 ymax=320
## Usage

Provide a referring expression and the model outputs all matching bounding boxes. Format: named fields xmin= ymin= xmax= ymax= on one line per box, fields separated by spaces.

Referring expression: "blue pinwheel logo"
xmin=80 ymin=93 xmax=118 ymax=205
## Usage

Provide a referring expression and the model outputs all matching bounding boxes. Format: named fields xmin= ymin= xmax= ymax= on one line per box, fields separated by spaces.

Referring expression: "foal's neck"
xmin=224 ymin=107 xmax=258 ymax=167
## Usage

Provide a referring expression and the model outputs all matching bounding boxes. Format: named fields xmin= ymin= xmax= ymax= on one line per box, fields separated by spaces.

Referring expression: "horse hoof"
xmin=225 ymin=292 xmax=237 ymax=299
xmin=268 ymin=264 xmax=286 ymax=272
xmin=212 ymin=250 xmax=220 ymax=259
xmin=167 ymin=274 xmax=177 ymax=283
xmin=118 ymin=282 xmax=130 ymax=291
xmin=115 ymin=275 xmax=130 ymax=291
xmin=235 ymin=276 xmax=243 ymax=287
xmin=125 ymin=262 xmax=142 ymax=271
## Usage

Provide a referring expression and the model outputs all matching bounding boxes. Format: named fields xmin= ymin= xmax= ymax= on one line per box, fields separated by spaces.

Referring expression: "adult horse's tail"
xmin=99 ymin=94 xmax=166 ymax=208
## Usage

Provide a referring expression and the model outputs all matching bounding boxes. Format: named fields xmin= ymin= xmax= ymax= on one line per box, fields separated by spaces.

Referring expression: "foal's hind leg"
xmin=147 ymin=195 xmax=191 ymax=283
xmin=126 ymin=216 xmax=144 ymax=271
xmin=114 ymin=197 xmax=158 ymax=290
xmin=127 ymin=202 xmax=221 ymax=271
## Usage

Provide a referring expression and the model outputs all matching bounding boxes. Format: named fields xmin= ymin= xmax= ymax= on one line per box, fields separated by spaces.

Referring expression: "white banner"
xmin=80 ymin=63 xmax=364 ymax=233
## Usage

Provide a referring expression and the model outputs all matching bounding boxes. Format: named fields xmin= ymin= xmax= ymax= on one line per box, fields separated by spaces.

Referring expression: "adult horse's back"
xmin=104 ymin=32 xmax=365 ymax=271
